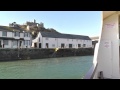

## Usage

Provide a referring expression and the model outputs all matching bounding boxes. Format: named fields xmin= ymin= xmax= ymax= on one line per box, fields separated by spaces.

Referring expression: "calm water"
xmin=0 ymin=56 xmax=93 ymax=79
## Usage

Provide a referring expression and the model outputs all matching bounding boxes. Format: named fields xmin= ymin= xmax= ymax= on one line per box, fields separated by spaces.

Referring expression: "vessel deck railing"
xmin=83 ymin=63 xmax=98 ymax=79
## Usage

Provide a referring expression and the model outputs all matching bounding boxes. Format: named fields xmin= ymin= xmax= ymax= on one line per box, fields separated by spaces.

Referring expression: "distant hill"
xmin=90 ymin=36 xmax=99 ymax=40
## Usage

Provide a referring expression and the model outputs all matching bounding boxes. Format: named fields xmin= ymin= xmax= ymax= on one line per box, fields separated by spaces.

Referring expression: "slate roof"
xmin=0 ymin=26 xmax=29 ymax=32
xmin=40 ymin=31 xmax=91 ymax=40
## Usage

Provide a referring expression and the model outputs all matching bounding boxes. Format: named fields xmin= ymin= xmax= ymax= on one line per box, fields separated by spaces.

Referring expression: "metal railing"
xmin=84 ymin=63 xmax=98 ymax=79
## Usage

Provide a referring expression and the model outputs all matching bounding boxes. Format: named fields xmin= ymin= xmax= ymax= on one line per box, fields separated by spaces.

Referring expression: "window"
xmin=14 ymin=32 xmax=20 ymax=37
xmin=24 ymin=40 xmax=25 ymax=45
xmin=13 ymin=41 xmax=17 ymax=46
xmin=52 ymin=44 xmax=55 ymax=47
xmin=24 ymin=40 xmax=27 ymax=45
xmin=27 ymin=33 xmax=29 ymax=37
xmin=69 ymin=44 xmax=72 ymax=48
xmin=61 ymin=44 xmax=65 ymax=48
xmin=39 ymin=38 xmax=40 ymax=42
xmin=24 ymin=33 xmax=29 ymax=37
xmin=3 ymin=40 xmax=8 ymax=45
xmin=2 ymin=31 xmax=7 ymax=36
xmin=78 ymin=44 xmax=81 ymax=48
xmin=28 ymin=40 xmax=30 ymax=45
xmin=24 ymin=40 xmax=30 ymax=46
xmin=83 ymin=44 xmax=86 ymax=47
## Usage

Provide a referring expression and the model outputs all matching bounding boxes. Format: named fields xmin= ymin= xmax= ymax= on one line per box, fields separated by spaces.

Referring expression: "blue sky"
xmin=0 ymin=11 xmax=102 ymax=37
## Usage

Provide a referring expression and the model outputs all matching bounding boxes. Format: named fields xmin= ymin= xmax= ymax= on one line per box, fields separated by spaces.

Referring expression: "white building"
xmin=32 ymin=31 xmax=92 ymax=48
xmin=0 ymin=25 xmax=32 ymax=48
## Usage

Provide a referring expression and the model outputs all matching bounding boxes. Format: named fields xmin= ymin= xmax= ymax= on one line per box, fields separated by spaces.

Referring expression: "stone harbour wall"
xmin=0 ymin=48 xmax=94 ymax=61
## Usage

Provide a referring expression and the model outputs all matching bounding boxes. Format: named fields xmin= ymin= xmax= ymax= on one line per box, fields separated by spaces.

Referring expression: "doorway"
xmin=46 ymin=43 xmax=49 ymax=48
xmin=0 ymin=40 xmax=1 ymax=48
xmin=19 ymin=41 xmax=22 ymax=48
xmin=61 ymin=44 xmax=64 ymax=48
xmin=39 ymin=43 xmax=41 ymax=48
xmin=34 ymin=43 xmax=37 ymax=48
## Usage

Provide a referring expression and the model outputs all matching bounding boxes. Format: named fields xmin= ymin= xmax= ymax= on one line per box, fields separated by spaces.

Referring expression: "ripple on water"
xmin=0 ymin=56 xmax=93 ymax=79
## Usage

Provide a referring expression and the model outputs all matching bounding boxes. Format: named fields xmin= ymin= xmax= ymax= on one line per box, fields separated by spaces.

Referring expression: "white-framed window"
xmin=13 ymin=40 xmax=17 ymax=46
xmin=3 ymin=40 xmax=8 ymax=45
xmin=24 ymin=40 xmax=30 ymax=46
xmin=83 ymin=44 xmax=86 ymax=47
xmin=28 ymin=40 xmax=30 ymax=45
xmin=2 ymin=31 xmax=7 ymax=36
xmin=24 ymin=33 xmax=29 ymax=37
xmin=24 ymin=40 xmax=27 ymax=45
xmin=14 ymin=32 xmax=20 ymax=37
xmin=28 ymin=33 xmax=29 ymax=37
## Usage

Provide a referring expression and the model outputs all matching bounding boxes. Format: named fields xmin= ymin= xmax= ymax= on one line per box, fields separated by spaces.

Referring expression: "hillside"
xmin=20 ymin=25 xmax=60 ymax=39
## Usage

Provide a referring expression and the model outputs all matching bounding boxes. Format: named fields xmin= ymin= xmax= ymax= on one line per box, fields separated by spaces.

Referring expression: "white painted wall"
xmin=0 ymin=31 xmax=2 ymax=37
xmin=93 ymin=12 xmax=120 ymax=79
xmin=42 ymin=37 xmax=57 ymax=48
xmin=41 ymin=37 xmax=92 ymax=48
xmin=20 ymin=33 xmax=24 ymax=38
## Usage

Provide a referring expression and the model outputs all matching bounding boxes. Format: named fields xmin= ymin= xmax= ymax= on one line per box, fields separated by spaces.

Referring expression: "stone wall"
xmin=0 ymin=48 xmax=94 ymax=61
